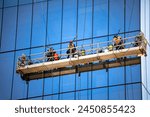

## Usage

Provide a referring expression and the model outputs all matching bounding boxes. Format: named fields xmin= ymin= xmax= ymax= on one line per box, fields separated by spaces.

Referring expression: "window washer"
xmin=18 ymin=54 xmax=27 ymax=67
xmin=113 ymin=35 xmax=124 ymax=50
xmin=134 ymin=32 xmax=147 ymax=56
xmin=134 ymin=32 xmax=146 ymax=47
xmin=66 ymin=40 xmax=76 ymax=58
xmin=46 ymin=48 xmax=54 ymax=61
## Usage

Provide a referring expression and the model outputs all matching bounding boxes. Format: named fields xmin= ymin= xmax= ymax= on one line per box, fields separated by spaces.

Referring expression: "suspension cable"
xmin=128 ymin=0 xmax=135 ymax=31
xmin=82 ymin=0 xmax=88 ymax=46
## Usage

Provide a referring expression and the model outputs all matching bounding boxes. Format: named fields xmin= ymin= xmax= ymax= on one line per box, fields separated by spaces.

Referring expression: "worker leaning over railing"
xmin=134 ymin=32 xmax=148 ymax=56
xmin=113 ymin=35 xmax=124 ymax=50
xmin=17 ymin=54 xmax=33 ymax=68
xmin=134 ymin=32 xmax=147 ymax=47
xmin=17 ymin=54 xmax=26 ymax=67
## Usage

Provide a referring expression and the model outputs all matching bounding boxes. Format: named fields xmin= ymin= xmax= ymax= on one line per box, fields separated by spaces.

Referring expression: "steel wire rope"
xmin=41 ymin=0 xmax=48 ymax=100
xmin=78 ymin=74 xmax=81 ymax=100
xmin=38 ymin=0 xmax=52 ymax=61
xmin=76 ymin=0 xmax=88 ymax=100
xmin=127 ymin=0 xmax=135 ymax=32
xmin=127 ymin=0 xmax=139 ymax=98
xmin=82 ymin=0 xmax=88 ymax=47
xmin=122 ymin=0 xmax=135 ymax=63
xmin=38 ymin=0 xmax=55 ymax=100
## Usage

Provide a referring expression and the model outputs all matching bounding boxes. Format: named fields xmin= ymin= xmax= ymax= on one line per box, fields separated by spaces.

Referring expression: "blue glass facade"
xmin=0 ymin=0 xmax=142 ymax=100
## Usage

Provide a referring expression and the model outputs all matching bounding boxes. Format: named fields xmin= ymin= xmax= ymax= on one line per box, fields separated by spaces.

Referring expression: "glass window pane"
xmin=19 ymin=0 xmax=32 ymax=5
xmin=78 ymin=0 xmax=92 ymax=39
xmin=109 ymin=0 xmax=124 ymax=34
xmin=109 ymin=67 xmax=125 ymax=85
xmin=62 ymin=0 xmax=77 ymax=42
xmin=60 ymin=92 xmax=74 ymax=100
xmin=94 ymin=0 xmax=108 ymax=37
xmin=0 ymin=52 xmax=14 ymax=99
xmin=16 ymin=5 xmax=32 ymax=49
xmin=126 ymin=83 xmax=141 ymax=100
xmin=28 ymin=79 xmax=43 ymax=98
xmin=126 ymin=64 xmax=141 ymax=83
xmin=32 ymin=2 xmax=47 ymax=47
xmin=76 ymin=72 xmax=91 ymax=90
xmin=0 ymin=9 xmax=2 ymax=43
xmin=1 ymin=7 xmax=17 ymax=51
xmin=126 ymin=0 xmax=140 ymax=32
xmin=93 ymin=37 xmax=108 ymax=49
xmin=47 ymin=0 xmax=62 ymax=44
xmin=76 ymin=90 xmax=91 ymax=100
xmin=109 ymin=85 xmax=125 ymax=100
xmin=44 ymin=76 xmax=59 ymax=95
xmin=92 ymin=69 xmax=107 ymax=88
xmin=0 ymin=0 xmax=3 ymax=8
xmin=92 ymin=88 xmax=108 ymax=100
xmin=4 ymin=0 xmax=18 ymax=7
xmin=60 ymin=74 xmax=75 ymax=92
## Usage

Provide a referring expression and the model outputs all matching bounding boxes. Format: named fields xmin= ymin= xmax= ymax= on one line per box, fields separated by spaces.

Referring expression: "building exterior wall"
xmin=0 ymin=0 xmax=142 ymax=100
xmin=141 ymin=0 xmax=150 ymax=100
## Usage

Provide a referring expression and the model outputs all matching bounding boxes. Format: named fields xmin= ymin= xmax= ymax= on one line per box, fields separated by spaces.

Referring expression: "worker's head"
xmin=113 ymin=35 xmax=118 ymax=39
xmin=49 ymin=47 xmax=53 ymax=51
xmin=22 ymin=54 xmax=26 ymax=57
xmin=117 ymin=36 xmax=121 ymax=40
xmin=70 ymin=40 xmax=73 ymax=43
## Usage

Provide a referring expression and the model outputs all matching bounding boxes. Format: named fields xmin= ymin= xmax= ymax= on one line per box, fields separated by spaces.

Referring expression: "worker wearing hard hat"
xmin=67 ymin=40 xmax=76 ymax=58
xmin=113 ymin=35 xmax=124 ymax=50
xmin=17 ymin=54 xmax=27 ymax=67
xmin=46 ymin=48 xmax=55 ymax=61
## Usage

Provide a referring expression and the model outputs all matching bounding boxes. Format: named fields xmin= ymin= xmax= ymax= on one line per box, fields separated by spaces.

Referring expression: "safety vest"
xmin=21 ymin=56 xmax=26 ymax=62
xmin=68 ymin=43 xmax=74 ymax=49
xmin=108 ymin=45 xmax=113 ymax=51
xmin=81 ymin=49 xmax=85 ymax=56
xmin=113 ymin=37 xmax=121 ymax=45
xmin=54 ymin=53 xmax=59 ymax=60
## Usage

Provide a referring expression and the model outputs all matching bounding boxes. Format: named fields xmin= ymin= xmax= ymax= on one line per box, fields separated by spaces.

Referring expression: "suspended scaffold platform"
xmin=16 ymin=33 xmax=147 ymax=81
